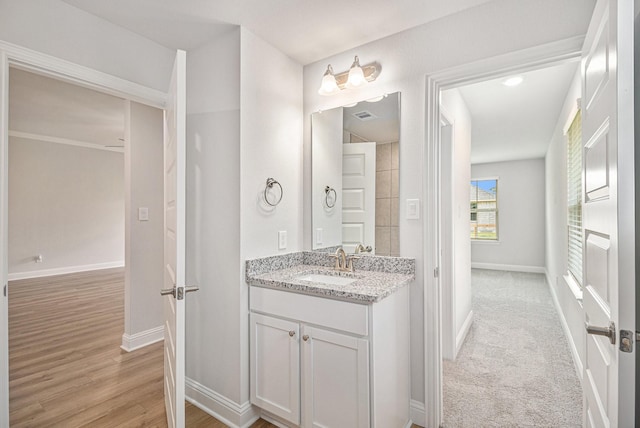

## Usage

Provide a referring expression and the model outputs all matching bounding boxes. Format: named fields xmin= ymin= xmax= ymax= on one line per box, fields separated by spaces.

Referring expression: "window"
xmin=567 ymin=110 xmax=582 ymax=285
xmin=470 ymin=179 xmax=498 ymax=240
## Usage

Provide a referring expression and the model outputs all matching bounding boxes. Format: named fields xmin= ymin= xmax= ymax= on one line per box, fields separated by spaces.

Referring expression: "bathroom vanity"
xmin=246 ymin=252 xmax=414 ymax=428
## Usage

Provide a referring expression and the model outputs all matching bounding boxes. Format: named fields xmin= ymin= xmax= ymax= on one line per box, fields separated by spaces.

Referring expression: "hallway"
xmin=443 ymin=269 xmax=582 ymax=427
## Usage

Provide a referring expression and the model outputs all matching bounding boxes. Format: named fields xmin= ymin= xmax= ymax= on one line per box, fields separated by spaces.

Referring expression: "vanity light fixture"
xmin=318 ymin=55 xmax=381 ymax=96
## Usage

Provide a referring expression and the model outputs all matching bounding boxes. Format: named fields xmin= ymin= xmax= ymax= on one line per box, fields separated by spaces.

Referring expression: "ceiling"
xmin=9 ymin=69 xmax=125 ymax=149
xmin=59 ymin=0 xmax=495 ymax=65
xmin=453 ymin=61 xmax=579 ymax=164
xmin=343 ymin=93 xmax=400 ymax=144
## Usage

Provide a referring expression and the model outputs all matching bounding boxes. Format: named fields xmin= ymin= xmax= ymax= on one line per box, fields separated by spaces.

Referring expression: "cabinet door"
xmin=302 ymin=326 xmax=369 ymax=428
xmin=250 ymin=313 xmax=300 ymax=425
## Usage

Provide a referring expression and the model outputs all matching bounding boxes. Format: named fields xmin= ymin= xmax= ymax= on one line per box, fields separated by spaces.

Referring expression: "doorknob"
xmin=160 ymin=287 xmax=176 ymax=298
xmin=160 ymin=285 xmax=198 ymax=300
xmin=585 ymin=321 xmax=616 ymax=345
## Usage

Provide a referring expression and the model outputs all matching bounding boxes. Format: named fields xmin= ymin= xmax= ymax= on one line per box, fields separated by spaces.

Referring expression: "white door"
xmin=161 ymin=49 xmax=188 ymax=428
xmin=250 ymin=313 xmax=300 ymax=425
xmin=342 ymin=143 xmax=376 ymax=254
xmin=0 ymin=52 xmax=8 ymax=428
xmin=581 ymin=1 xmax=635 ymax=427
xmin=301 ymin=325 xmax=369 ymax=428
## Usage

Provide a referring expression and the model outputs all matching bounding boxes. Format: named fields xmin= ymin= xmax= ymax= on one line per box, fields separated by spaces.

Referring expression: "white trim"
xmin=562 ymin=98 xmax=582 ymax=135
xmin=470 ymin=262 xmax=545 ymax=273
xmin=563 ymin=273 xmax=584 ymax=301
xmin=0 ymin=40 xmax=166 ymax=108
xmin=185 ymin=377 xmax=260 ymax=428
xmin=9 ymin=131 xmax=124 ymax=153
xmin=424 ymin=36 xmax=584 ymax=428
xmin=455 ymin=310 xmax=474 ymax=358
xmin=7 ymin=261 xmax=124 ymax=281
xmin=545 ymin=270 xmax=583 ymax=383
xmin=410 ymin=399 xmax=426 ymax=427
xmin=120 ymin=325 xmax=164 ymax=352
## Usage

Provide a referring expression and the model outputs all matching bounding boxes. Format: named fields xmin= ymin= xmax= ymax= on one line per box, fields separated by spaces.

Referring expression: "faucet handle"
xmin=346 ymin=255 xmax=360 ymax=272
xmin=329 ymin=253 xmax=341 ymax=270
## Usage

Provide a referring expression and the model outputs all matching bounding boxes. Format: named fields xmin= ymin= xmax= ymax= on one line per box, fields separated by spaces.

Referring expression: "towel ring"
xmin=324 ymin=186 xmax=337 ymax=208
xmin=264 ymin=178 xmax=283 ymax=206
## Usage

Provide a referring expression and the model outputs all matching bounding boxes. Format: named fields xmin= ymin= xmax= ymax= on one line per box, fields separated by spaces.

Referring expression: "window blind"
xmin=567 ymin=110 xmax=582 ymax=285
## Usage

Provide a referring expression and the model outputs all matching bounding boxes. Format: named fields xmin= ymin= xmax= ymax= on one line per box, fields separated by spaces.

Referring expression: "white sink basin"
xmin=296 ymin=273 xmax=356 ymax=286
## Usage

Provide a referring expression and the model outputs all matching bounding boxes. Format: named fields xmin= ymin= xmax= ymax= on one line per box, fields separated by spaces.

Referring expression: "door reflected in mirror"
xmin=311 ymin=92 xmax=400 ymax=256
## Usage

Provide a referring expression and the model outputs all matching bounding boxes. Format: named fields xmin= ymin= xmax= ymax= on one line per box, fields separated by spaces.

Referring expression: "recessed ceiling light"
xmin=502 ymin=76 xmax=524 ymax=87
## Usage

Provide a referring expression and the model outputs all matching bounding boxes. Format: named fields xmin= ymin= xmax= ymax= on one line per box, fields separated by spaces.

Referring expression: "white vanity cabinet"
xmin=249 ymin=284 xmax=409 ymax=428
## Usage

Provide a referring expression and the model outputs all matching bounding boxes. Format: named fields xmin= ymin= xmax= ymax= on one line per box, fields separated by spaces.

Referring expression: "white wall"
xmin=185 ymin=27 xmax=243 ymax=408
xmin=311 ymin=107 xmax=343 ymax=249
xmin=303 ymin=0 xmax=594 ymax=406
xmin=8 ymin=137 xmax=124 ymax=277
xmin=441 ymin=89 xmax=472 ymax=359
xmin=239 ymin=28 xmax=303 ymax=409
xmin=0 ymin=0 xmax=174 ymax=92
xmin=184 ymin=26 xmax=303 ymax=421
xmin=470 ymin=158 xmax=546 ymax=270
xmin=124 ymin=101 xmax=164 ymax=342
xmin=545 ymin=69 xmax=584 ymax=374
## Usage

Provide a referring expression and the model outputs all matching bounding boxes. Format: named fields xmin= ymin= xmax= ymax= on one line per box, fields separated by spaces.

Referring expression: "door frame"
xmin=0 ymin=40 xmax=167 ymax=428
xmin=422 ymin=35 xmax=585 ymax=428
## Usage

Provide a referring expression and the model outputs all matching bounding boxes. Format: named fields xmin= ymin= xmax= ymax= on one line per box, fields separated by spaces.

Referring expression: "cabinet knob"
xmin=289 ymin=331 xmax=295 ymax=337
xmin=303 ymin=335 xmax=310 ymax=341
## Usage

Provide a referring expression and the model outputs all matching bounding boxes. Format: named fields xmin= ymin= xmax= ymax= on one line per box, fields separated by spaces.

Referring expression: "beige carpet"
xmin=443 ymin=269 xmax=583 ymax=427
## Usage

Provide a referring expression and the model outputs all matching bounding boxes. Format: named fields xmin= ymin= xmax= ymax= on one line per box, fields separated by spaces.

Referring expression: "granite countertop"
xmin=246 ymin=258 xmax=415 ymax=304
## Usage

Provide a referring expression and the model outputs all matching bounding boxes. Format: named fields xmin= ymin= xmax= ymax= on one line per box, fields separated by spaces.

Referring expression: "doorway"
xmin=6 ymin=66 xmax=167 ymax=424
xmin=0 ymin=41 xmax=169 ymax=425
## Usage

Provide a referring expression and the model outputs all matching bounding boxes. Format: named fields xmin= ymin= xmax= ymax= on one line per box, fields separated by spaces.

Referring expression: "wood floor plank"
xmin=9 ymin=268 xmax=277 ymax=427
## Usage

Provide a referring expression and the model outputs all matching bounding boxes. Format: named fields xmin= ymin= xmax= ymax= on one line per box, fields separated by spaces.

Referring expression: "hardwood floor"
xmin=8 ymin=268 xmax=275 ymax=427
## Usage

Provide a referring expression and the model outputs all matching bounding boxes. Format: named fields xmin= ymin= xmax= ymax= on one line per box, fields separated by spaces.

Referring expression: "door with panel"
xmin=342 ymin=142 xmax=376 ymax=254
xmin=161 ymin=49 xmax=192 ymax=428
xmin=581 ymin=0 xmax=635 ymax=427
xmin=250 ymin=313 xmax=301 ymax=425
xmin=301 ymin=325 xmax=369 ymax=428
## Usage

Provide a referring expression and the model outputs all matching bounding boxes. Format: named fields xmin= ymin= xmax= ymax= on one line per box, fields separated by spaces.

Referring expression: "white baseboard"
xmin=120 ymin=325 xmax=164 ymax=352
xmin=471 ymin=262 xmax=545 ymax=274
xmin=455 ymin=310 xmax=474 ymax=358
xmin=186 ymin=377 xmax=260 ymax=428
xmin=410 ymin=399 xmax=426 ymax=427
xmin=8 ymin=261 xmax=124 ymax=281
xmin=545 ymin=269 xmax=583 ymax=383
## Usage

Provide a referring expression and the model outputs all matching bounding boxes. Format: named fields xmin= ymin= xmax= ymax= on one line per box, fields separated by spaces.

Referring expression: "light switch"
xmin=406 ymin=199 xmax=420 ymax=220
xmin=138 ymin=207 xmax=149 ymax=221
xmin=278 ymin=231 xmax=287 ymax=250
xmin=316 ymin=228 xmax=323 ymax=245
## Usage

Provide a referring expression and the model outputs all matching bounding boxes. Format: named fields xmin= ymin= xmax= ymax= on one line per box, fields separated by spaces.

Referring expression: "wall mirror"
xmin=311 ymin=92 xmax=400 ymax=255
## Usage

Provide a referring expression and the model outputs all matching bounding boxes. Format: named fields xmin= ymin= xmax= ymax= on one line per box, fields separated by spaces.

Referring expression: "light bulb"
xmin=318 ymin=65 xmax=340 ymax=96
xmin=346 ymin=56 xmax=367 ymax=89
xmin=502 ymin=76 xmax=524 ymax=87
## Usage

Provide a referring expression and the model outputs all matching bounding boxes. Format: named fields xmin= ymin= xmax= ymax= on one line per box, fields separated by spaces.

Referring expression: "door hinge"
xmin=434 ymin=267 xmax=439 ymax=278
xmin=619 ymin=329 xmax=634 ymax=353
xmin=3 ymin=283 xmax=6 ymax=297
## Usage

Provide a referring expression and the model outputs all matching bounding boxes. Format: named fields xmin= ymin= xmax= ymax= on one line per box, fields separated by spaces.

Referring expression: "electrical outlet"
xmin=316 ymin=228 xmax=323 ymax=245
xmin=278 ymin=231 xmax=287 ymax=250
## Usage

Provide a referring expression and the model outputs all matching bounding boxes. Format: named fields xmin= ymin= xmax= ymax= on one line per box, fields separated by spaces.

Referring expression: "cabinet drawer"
xmin=250 ymin=286 xmax=369 ymax=336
